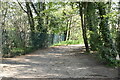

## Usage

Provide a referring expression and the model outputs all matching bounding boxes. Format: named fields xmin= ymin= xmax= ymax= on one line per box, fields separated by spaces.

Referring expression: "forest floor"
xmin=0 ymin=45 xmax=119 ymax=80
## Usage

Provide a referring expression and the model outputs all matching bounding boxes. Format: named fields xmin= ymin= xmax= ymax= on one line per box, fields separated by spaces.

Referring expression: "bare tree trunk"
xmin=64 ymin=19 xmax=68 ymax=41
xmin=78 ymin=2 xmax=89 ymax=52
xmin=25 ymin=2 xmax=35 ymax=32
xmin=66 ymin=17 xmax=72 ymax=41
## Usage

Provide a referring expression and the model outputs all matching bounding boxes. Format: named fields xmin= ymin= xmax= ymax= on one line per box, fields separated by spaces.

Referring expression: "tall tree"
xmin=78 ymin=2 xmax=89 ymax=52
xmin=18 ymin=1 xmax=35 ymax=46
xmin=116 ymin=1 xmax=120 ymax=59
xmin=98 ymin=2 xmax=117 ymax=61
xmin=30 ymin=2 xmax=47 ymax=33
xmin=86 ymin=2 xmax=101 ymax=51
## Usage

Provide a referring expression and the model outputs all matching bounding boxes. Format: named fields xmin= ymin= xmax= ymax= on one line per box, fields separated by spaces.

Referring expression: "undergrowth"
xmin=52 ymin=40 xmax=84 ymax=46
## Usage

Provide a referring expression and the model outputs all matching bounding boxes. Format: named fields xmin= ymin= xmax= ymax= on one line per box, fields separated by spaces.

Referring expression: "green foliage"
xmin=11 ymin=48 xmax=24 ymax=53
xmin=52 ymin=40 xmax=83 ymax=46
xmin=116 ymin=31 xmax=120 ymax=53
xmin=98 ymin=51 xmax=120 ymax=67
xmin=85 ymin=2 xmax=119 ymax=66
xmin=1 ymin=1 xmax=119 ymax=67
xmin=86 ymin=2 xmax=101 ymax=51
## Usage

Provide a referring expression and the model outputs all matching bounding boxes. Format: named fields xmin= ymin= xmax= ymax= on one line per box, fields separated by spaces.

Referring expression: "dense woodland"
xmin=0 ymin=1 xmax=120 ymax=66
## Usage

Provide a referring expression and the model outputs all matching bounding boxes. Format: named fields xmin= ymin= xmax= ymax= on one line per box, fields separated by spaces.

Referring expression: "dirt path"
xmin=0 ymin=45 xmax=118 ymax=79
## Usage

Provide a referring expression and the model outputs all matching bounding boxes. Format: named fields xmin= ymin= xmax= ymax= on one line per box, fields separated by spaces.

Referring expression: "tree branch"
xmin=30 ymin=2 xmax=40 ymax=16
xmin=17 ymin=1 xmax=27 ymax=13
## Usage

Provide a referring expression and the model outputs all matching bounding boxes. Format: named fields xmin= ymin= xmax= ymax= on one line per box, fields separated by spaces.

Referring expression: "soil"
xmin=0 ymin=45 xmax=119 ymax=80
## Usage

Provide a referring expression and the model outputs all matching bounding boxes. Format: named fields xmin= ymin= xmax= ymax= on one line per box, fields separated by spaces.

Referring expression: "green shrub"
xmin=52 ymin=40 xmax=84 ymax=46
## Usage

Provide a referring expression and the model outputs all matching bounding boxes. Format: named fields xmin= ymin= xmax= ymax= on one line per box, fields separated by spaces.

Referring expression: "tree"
xmin=116 ymin=1 xmax=120 ymax=59
xmin=18 ymin=1 xmax=35 ymax=47
xmin=78 ymin=2 xmax=89 ymax=52
xmin=97 ymin=2 xmax=117 ymax=62
xmin=86 ymin=2 xmax=101 ymax=51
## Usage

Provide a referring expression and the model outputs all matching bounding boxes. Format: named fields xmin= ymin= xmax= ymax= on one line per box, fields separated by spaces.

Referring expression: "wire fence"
xmin=2 ymin=30 xmax=64 ymax=58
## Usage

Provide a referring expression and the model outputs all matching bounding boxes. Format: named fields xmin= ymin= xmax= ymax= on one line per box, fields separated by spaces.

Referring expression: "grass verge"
xmin=51 ymin=40 xmax=84 ymax=46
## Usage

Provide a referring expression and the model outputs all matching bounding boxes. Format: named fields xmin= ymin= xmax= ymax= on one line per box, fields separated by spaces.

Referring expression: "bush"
xmin=52 ymin=40 xmax=83 ymax=46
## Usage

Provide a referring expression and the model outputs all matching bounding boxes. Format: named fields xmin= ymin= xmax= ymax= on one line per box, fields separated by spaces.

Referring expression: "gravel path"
xmin=0 ymin=45 xmax=118 ymax=79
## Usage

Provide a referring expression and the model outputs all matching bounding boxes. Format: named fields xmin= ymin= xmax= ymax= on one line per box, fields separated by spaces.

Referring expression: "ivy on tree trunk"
xmin=98 ymin=2 xmax=117 ymax=61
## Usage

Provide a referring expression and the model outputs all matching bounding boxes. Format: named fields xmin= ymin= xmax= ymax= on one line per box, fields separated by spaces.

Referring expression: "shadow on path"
xmin=1 ymin=45 xmax=119 ymax=79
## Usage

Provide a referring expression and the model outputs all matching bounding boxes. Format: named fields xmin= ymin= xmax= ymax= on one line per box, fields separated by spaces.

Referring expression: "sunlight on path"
xmin=1 ymin=45 xmax=118 ymax=78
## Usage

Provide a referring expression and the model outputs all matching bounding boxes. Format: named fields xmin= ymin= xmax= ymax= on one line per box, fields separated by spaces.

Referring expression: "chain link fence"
xmin=2 ymin=30 xmax=64 ymax=58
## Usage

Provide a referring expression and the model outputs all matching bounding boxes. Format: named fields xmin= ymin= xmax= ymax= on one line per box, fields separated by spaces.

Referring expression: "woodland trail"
xmin=1 ymin=45 xmax=118 ymax=80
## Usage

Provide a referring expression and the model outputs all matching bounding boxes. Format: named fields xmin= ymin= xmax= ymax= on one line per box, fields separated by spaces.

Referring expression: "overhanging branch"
xmin=17 ymin=1 xmax=27 ymax=13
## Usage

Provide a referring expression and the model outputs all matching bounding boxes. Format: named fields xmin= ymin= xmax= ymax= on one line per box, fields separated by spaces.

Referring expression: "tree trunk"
xmin=78 ymin=2 xmax=89 ymax=52
xmin=64 ymin=30 xmax=67 ymax=41
xmin=36 ymin=2 xmax=47 ymax=33
xmin=26 ymin=2 xmax=35 ymax=32
xmin=66 ymin=17 xmax=72 ymax=41
xmin=98 ymin=2 xmax=117 ymax=59
xmin=25 ymin=2 xmax=35 ymax=47
xmin=116 ymin=1 xmax=120 ymax=60
xmin=86 ymin=2 xmax=101 ymax=51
